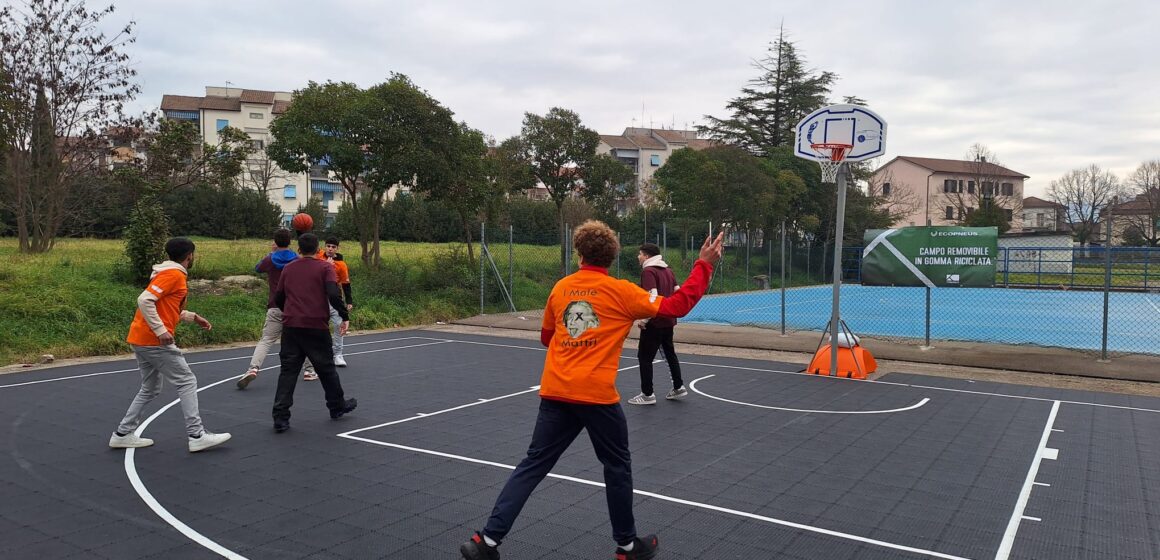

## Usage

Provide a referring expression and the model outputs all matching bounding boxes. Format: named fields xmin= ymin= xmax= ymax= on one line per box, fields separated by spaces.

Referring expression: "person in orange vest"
xmin=460 ymin=221 xmax=724 ymax=560
xmin=109 ymin=237 xmax=231 ymax=453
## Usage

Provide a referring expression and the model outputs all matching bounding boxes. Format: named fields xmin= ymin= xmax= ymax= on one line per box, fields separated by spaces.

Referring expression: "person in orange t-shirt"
xmin=460 ymin=221 xmax=724 ymax=560
xmin=110 ymin=237 xmax=231 ymax=453
xmin=323 ymin=236 xmax=353 ymax=367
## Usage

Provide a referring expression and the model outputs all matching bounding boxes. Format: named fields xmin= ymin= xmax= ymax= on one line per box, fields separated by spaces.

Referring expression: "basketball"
xmin=291 ymin=213 xmax=313 ymax=233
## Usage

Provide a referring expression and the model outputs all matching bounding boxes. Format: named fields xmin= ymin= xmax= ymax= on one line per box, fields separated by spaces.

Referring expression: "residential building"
xmin=594 ymin=127 xmax=714 ymax=211
xmin=1021 ymin=196 xmax=1066 ymax=232
xmin=870 ymin=156 xmax=1029 ymax=232
xmin=1101 ymin=189 xmax=1160 ymax=246
xmin=160 ymin=86 xmax=345 ymax=227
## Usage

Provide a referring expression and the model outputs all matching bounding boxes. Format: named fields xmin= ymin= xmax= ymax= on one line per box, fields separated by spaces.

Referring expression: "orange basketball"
xmin=291 ymin=212 xmax=313 ymax=232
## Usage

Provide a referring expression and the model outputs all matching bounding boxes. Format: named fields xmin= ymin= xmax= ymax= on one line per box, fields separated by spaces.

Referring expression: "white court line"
xmin=124 ymin=375 xmax=247 ymax=560
xmin=1147 ymin=295 xmax=1160 ymax=315
xmin=995 ymin=400 xmax=1060 ymax=560
xmin=342 ymin=432 xmax=969 ymax=560
xmin=0 ymin=336 xmax=426 ymax=389
xmin=735 ymin=297 xmax=832 ymax=314
xmin=408 ymin=336 xmax=1160 ymax=414
xmin=688 ymin=375 xmax=930 ymax=414
xmin=121 ymin=339 xmax=452 ymax=560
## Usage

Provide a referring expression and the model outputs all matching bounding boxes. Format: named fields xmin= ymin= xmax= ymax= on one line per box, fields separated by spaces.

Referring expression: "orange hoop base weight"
xmin=811 ymin=143 xmax=852 ymax=183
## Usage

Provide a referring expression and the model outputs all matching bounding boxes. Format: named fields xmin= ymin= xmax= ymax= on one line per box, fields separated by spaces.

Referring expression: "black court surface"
xmin=2 ymin=329 xmax=1159 ymax=559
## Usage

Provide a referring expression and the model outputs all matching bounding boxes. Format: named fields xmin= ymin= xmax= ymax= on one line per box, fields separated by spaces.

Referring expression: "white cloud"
xmin=113 ymin=0 xmax=1158 ymax=197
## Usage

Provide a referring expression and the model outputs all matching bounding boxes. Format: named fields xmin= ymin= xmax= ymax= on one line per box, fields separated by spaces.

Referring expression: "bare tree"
xmin=241 ymin=148 xmax=289 ymax=198
xmin=1119 ymin=160 xmax=1160 ymax=247
xmin=866 ymin=168 xmax=922 ymax=225
xmin=1047 ymin=164 xmax=1125 ymax=247
xmin=939 ymin=144 xmax=1022 ymax=231
xmin=0 ymin=0 xmax=139 ymax=252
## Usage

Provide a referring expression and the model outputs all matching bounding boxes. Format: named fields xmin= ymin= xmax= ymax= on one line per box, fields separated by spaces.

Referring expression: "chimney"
xmin=980 ymin=156 xmax=986 ymax=163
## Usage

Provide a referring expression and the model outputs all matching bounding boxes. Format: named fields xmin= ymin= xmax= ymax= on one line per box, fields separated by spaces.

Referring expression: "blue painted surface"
xmin=682 ymin=284 xmax=1160 ymax=354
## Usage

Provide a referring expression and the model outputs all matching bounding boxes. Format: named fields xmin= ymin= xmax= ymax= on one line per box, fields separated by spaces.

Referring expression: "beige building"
xmin=1021 ymin=196 xmax=1066 ymax=232
xmin=595 ymin=127 xmax=714 ymax=209
xmin=870 ymin=156 xmax=1029 ymax=232
xmin=160 ymin=87 xmax=345 ymax=227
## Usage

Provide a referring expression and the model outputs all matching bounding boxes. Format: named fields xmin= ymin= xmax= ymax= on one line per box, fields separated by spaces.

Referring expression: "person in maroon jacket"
xmin=628 ymin=243 xmax=686 ymax=405
xmin=271 ymin=233 xmax=357 ymax=433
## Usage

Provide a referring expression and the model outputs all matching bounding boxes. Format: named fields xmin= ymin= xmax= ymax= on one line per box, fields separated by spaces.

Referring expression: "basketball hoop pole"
xmin=829 ymin=162 xmax=848 ymax=376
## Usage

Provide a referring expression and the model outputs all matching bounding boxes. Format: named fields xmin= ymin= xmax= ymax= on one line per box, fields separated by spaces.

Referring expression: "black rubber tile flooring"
xmin=1 ymin=329 xmax=1158 ymax=559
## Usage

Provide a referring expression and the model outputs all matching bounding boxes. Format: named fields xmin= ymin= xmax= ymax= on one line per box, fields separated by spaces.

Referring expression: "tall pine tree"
xmin=699 ymin=26 xmax=835 ymax=157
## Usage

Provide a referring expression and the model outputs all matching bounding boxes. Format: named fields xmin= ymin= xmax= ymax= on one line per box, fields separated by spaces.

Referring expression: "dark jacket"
xmin=641 ymin=263 xmax=678 ymax=329
xmin=256 ymin=249 xmax=298 ymax=309
xmin=274 ymin=256 xmax=349 ymax=329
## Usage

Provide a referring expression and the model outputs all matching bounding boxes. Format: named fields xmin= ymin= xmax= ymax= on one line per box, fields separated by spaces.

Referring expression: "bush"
xmin=123 ymin=196 xmax=170 ymax=284
xmin=162 ymin=184 xmax=281 ymax=239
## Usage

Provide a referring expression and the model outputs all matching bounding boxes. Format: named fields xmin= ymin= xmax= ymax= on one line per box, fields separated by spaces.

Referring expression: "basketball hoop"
xmin=810 ymin=143 xmax=852 ymax=183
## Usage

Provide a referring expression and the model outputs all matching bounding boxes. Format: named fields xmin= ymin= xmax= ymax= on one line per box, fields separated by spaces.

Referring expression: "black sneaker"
xmin=460 ymin=532 xmax=499 ymax=560
xmin=616 ymin=534 xmax=658 ymax=560
xmin=273 ymin=420 xmax=290 ymax=433
xmin=330 ymin=398 xmax=358 ymax=419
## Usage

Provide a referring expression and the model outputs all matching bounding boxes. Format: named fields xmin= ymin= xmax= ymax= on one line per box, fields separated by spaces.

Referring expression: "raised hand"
xmin=698 ymin=232 xmax=725 ymax=265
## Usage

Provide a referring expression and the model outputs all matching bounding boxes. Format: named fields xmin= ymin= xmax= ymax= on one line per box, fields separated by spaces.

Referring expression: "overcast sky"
xmin=115 ymin=0 xmax=1158 ymax=197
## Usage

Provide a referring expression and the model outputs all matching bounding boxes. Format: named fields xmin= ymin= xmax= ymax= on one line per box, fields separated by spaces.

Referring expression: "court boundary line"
xmin=688 ymin=374 xmax=931 ymax=414
xmin=410 ymin=336 xmax=1160 ymax=413
xmin=340 ymin=379 xmax=971 ymax=560
xmin=0 ymin=335 xmax=428 ymax=389
xmin=121 ymin=339 xmax=455 ymax=560
xmin=994 ymin=400 xmax=1061 ymax=560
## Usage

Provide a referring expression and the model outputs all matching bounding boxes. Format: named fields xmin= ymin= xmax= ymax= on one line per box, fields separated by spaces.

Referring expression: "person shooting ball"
xmin=459 ymin=220 xmax=724 ymax=560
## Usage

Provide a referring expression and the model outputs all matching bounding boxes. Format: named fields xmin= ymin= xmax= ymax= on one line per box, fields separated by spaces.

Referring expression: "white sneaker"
xmin=627 ymin=393 xmax=657 ymax=405
xmin=109 ymin=432 xmax=154 ymax=449
xmin=334 ymin=354 xmax=347 ymax=367
xmin=666 ymin=386 xmax=689 ymax=400
xmin=188 ymin=431 xmax=231 ymax=453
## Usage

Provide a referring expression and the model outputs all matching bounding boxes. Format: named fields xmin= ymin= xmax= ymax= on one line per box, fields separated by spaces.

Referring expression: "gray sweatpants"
xmin=116 ymin=344 xmax=204 ymax=437
xmin=249 ymin=307 xmax=342 ymax=372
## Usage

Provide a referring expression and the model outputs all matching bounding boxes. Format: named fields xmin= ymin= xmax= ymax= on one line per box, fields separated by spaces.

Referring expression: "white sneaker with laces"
xmin=334 ymin=354 xmax=347 ymax=367
xmin=627 ymin=393 xmax=657 ymax=405
xmin=188 ymin=431 xmax=231 ymax=453
xmin=666 ymin=386 xmax=688 ymax=400
xmin=109 ymin=432 xmax=154 ymax=449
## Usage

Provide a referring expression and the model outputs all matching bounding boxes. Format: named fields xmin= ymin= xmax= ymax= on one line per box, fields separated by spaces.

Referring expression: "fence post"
xmin=1003 ymin=247 xmax=1010 ymax=287
xmin=780 ymin=220 xmax=787 ymax=336
xmin=616 ymin=232 xmax=621 ymax=277
xmin=1100 ymin=245 xmax=1112 ymax=361
xmin=745 ymin=228 xmax=751 ymax=289
xmin=662 ymin=222 xmax=667 ymax=255
xmin=924 ymin=287 xmax=932 ymax=348
xmin=509 ymin=224 xmax=514 ymax=307
xmin=479 ymin=223 xmax=486 ymax=315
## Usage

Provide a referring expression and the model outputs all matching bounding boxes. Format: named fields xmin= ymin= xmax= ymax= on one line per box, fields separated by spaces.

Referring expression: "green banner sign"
xmin=862 ymin=226 xmax=998 ymax=287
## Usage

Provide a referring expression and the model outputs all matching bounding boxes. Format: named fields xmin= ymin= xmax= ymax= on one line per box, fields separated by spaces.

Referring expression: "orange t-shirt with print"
xmin=126 ymin=269 xmax=188 ymax=346
xmin=539 ymin=266 xmax=664 ymax=405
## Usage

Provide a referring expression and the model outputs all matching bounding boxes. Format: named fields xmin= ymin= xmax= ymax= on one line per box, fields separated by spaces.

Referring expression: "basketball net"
xmin=811 ymin=143 xmax=852 ymax=183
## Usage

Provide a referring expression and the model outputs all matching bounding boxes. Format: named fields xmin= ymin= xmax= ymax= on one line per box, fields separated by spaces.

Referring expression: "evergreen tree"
xmin=700 ymin=26 xmax=835 ymax=157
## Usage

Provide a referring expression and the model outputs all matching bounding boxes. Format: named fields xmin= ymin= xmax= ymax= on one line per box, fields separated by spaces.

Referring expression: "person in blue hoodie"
xmin=237 ymin=228 xmax=300 ymax=389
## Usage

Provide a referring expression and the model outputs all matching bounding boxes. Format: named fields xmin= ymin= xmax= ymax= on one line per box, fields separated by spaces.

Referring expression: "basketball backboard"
xmin=794 ymin=104 xmax=887 ymax=163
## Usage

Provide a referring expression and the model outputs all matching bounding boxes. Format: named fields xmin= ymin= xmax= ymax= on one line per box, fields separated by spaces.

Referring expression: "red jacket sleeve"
xmin=656 ymin=260 xmax=714 ymax=319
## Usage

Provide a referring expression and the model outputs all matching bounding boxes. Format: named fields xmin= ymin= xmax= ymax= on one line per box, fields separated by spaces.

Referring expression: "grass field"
xmin=0 ymin=236 xmax=818 ymax=366
xmin=0 ymin=238 xmax=479 ymax=366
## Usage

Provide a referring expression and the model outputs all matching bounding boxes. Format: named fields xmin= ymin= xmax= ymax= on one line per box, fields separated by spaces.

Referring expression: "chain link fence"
xmin=478 ymin=218 xmax=1160 ymax=359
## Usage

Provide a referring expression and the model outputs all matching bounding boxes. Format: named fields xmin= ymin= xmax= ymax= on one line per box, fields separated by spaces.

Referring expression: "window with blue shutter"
xmin=650 ymin=154 xmax=661 ymax=166
xmin=216 ymin=119 xmax=228 ymax=131
xmin=284 ymin=185 xmax=296 ymax=199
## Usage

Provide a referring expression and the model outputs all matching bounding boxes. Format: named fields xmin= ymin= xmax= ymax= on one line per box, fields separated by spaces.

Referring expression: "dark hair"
xmin=573 ymin=220 xmax=619 ymax=268
xmin=165 ymin=237 xmax=196 ymax=262
xmin=273 ymin=228 xmax=292 ymax=248
xmin=297 ymin=233 xmax=319 ymax=255
xmin=325 ymin=236 xmax=340 ymax=246
xmin=639 ymin=243 xmax=661 ymax=257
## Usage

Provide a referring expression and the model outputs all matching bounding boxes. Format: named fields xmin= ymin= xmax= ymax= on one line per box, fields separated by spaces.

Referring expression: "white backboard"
xmin=794 ymin=104 xmax=887 ymax=162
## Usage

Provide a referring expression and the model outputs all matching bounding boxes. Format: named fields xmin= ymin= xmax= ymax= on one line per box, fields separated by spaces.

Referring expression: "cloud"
xmin=113 ymin=0 xmax=1158 ymax=196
